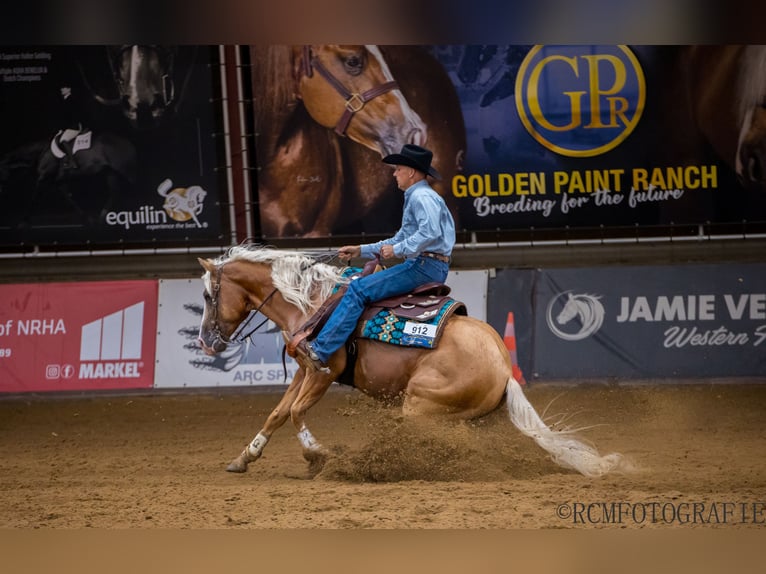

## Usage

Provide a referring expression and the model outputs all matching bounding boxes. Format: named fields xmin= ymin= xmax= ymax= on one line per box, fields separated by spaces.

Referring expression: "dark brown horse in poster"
xmin=659 ymin=45 xmax=766 ymax=193
xmin=250 ymin=45 xmax=465 ymax=238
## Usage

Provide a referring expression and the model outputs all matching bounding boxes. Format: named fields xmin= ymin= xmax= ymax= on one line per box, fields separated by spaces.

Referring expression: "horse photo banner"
xmin=247 ymin=45 xmax=766 ymax=239
xmin=488 ymin=263 xmax=766 ymax=381
xmin=0 ymin=45 xmax=226 ymax=250
xmin=0 ymin=280 xmax=157 ymax=393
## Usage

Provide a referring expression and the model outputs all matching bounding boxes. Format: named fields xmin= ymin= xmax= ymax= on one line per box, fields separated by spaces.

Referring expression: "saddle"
xmin=285 ymin=261 xmax=460 ymax=358
xmin=359 ymin=282 xmax=452 ymax=322
xmin=50 ymin=128 xmax=92 ymax=169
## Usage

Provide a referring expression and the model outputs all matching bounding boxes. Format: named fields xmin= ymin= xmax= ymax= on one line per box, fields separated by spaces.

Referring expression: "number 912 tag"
xmin=402 ymin=321 xmax=437 ymax=339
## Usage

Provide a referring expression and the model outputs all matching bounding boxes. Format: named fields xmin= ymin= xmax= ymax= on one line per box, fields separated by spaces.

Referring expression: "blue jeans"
xmin=310 ymin=256 xmax=449 ymax=362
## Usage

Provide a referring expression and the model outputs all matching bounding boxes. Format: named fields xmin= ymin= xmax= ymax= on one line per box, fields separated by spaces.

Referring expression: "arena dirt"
xmin=1 ymin=382 xmax=765 ymax=529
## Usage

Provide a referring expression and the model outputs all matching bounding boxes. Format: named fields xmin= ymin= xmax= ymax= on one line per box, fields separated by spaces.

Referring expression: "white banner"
xmin=155 ymin=270 xmax=489 ymax=389
xmin=448 ymin=269 xmax=488 ymax=321
xmin=155 ymin=278 xmax=297 ymax=389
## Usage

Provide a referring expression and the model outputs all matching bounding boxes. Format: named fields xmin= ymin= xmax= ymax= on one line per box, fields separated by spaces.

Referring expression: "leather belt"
xmin=420 ymin=251 xmax=451 ymax=264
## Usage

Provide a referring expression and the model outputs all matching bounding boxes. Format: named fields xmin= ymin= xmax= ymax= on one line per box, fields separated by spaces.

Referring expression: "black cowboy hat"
xmin=382 ymin=144 xmax=441 ymax=180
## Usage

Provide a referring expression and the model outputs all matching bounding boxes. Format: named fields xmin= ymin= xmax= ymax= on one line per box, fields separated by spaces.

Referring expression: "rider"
xmin=297 ymin=143 xmax=456 ymax=372
xmin=53 ymin=83 xmax=87 ymax=170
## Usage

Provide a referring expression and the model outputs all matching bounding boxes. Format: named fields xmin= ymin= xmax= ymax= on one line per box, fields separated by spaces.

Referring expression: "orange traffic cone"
xmin=503 ymin=311 xmax=527 ymax=386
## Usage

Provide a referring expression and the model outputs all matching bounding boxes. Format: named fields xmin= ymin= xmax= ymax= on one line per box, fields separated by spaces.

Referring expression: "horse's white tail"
xmin=505 ymin=377 xmax=624 ymax=477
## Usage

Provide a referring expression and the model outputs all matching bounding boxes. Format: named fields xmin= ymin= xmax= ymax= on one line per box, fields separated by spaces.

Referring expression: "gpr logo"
xmin=546 ymin=291 xmax=605 ymax=341
xmin=515 ymin=45 xmax=646 ymax=157
xmin=79 ymin=302 xmax=144 ymax=379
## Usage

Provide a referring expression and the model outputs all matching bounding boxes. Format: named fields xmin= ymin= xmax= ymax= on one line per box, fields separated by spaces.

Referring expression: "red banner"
xmin=0 ymin=280 xmax=157 ymax=393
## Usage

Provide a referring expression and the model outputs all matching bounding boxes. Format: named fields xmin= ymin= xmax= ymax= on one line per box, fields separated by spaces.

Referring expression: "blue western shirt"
xmin=360 ymin=179 xmax=456 ymax=259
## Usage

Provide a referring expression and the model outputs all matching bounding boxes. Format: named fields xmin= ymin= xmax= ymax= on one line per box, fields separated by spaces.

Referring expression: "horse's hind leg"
xmin=226 ymin=369 xmax=307 ymax=473
xmin=288 ymin=372 xmax=335 ymax=476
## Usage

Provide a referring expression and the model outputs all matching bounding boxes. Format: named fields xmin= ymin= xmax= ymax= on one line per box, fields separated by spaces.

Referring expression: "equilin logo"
xmin=157 ymin=178 xmax=208 ymax=227
xmin=79 ymin=302 xmax=144 ymax=378
xmin=546 ymin=292 xmax=605 ymax=341
xmin=104 ymin=179 xmax=208 ymax=230
xmin=515 ymin=45 xmax=646 ymax=157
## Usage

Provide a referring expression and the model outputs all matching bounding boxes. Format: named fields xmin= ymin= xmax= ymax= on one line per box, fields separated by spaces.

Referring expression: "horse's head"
xmin=682 ymin=46 xmax=766 ymax=193
xmin=111 ymin=45 xmax=176 ymax=130
xmin=556 ymin=293 xmax=581 ymax=325
xmin=734 ymin=46 xmax=766 ymax=191
xmin=294 ymin=45 xmax=427 ymax=157
xmin=197 ymin=258 xmax=252 ymax=355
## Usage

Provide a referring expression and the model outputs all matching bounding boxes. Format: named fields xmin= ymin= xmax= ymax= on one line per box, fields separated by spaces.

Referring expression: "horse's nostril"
xmin=198 ymin=337 xmax=213 ymax=356
xmin=744 ymin=151 xmax=764 ymax=185
xmin=407 ymin=129 xmax=424 ymax=147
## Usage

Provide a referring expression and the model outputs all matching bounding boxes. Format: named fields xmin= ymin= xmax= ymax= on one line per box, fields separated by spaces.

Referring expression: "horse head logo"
xmin=546 ymin=291 xmax=605 ymax=341
xmin=157 ymin=178 xmax=207 ymax=227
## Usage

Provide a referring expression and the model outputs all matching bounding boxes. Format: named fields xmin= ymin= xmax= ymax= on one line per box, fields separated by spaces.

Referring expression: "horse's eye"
xmin=203 ymin=290 xmax=211 ymax=302
xmin=343 ymin=53 xmax=364 ymax=76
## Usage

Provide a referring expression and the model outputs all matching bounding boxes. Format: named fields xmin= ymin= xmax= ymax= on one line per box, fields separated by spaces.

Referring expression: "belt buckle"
xmin=424 ymin=251 xmax=448 ymax=263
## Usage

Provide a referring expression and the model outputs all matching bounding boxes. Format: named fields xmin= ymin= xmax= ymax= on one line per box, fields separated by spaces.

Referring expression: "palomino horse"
xmin=664 ymin=46 xmax=766 ymax=192
xmin=250 ymin=45 xmax=465 ymax=237
xmin=197 ymin=245 xmax=624 ymax=478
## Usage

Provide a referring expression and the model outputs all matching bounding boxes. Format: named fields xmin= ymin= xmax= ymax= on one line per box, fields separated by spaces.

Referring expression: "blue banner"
xmin=489 ymin=263 xmax=766 ymax=380
xmin=249 ymin=45 xmax=766 ymax=239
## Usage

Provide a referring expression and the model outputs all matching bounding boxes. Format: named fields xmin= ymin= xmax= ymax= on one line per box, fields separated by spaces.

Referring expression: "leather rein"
xmin=301 ymin=45 xmax=400 ymax=136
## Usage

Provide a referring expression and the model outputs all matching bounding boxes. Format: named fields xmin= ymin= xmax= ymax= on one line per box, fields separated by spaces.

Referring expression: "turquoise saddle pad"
xmin=358 ymin=299 xmax=463 ymax=349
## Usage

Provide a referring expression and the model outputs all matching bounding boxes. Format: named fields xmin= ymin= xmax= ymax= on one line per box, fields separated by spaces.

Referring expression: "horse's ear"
xmin=198 ymin=257 xmax=216 ymax=273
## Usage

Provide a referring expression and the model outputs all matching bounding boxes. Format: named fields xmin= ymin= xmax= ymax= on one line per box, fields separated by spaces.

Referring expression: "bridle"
xmin=111 ymin=45 xmax=176 ymax=108
xmin=301 ymin=45 xmax=400 ymax=136
xmin=206 ymin=263 xmax=279 ymax=346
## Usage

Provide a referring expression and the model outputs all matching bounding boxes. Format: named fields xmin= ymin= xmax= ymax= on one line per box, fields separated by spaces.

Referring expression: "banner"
xmin=0 ymin=46 xmax=225 ymax=250
xmin=489 ymin=264 xmax=766 ymax=380
xmin=249 ymin=45 xmax=766 ymax=239
xmin=154 ymin=270 xmax=488 ymax=388
xmin=155 ymin=278 xmax=296 ymax=388
xmin=0 ymin=280 xmax=157 ymax=393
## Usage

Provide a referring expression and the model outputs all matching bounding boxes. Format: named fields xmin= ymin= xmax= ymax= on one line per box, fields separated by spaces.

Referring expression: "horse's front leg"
xmin=226 ymin=368 xmax=306 ymax=473
xmin=289 ymin=371 xmax=336 ymax=476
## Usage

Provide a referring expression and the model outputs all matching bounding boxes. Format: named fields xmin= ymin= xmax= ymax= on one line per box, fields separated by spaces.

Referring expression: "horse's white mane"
xmin=216 ymin=245 xmax=350 ymax=315
xmin=738 ymin=46 xmax=766 ymax=122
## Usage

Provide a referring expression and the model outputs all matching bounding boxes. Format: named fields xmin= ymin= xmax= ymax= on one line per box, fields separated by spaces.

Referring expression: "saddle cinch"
xmin=286 ymin=259 xmax=466 ymax=360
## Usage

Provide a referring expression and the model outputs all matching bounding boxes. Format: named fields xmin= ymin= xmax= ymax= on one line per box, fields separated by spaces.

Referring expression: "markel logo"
xmin=79 ymin=302 xmax=145 ymax=379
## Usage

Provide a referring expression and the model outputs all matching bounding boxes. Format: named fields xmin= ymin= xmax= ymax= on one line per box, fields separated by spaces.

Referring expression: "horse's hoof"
xmin=225 ymin=449 xmax=257 ymax=473
xmin=226 ymin=460 xmax=248 ymax=473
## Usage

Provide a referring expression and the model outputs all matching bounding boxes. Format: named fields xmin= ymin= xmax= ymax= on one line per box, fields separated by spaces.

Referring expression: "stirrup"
xmin=296 ymin=340 xmax=330 ymax=374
